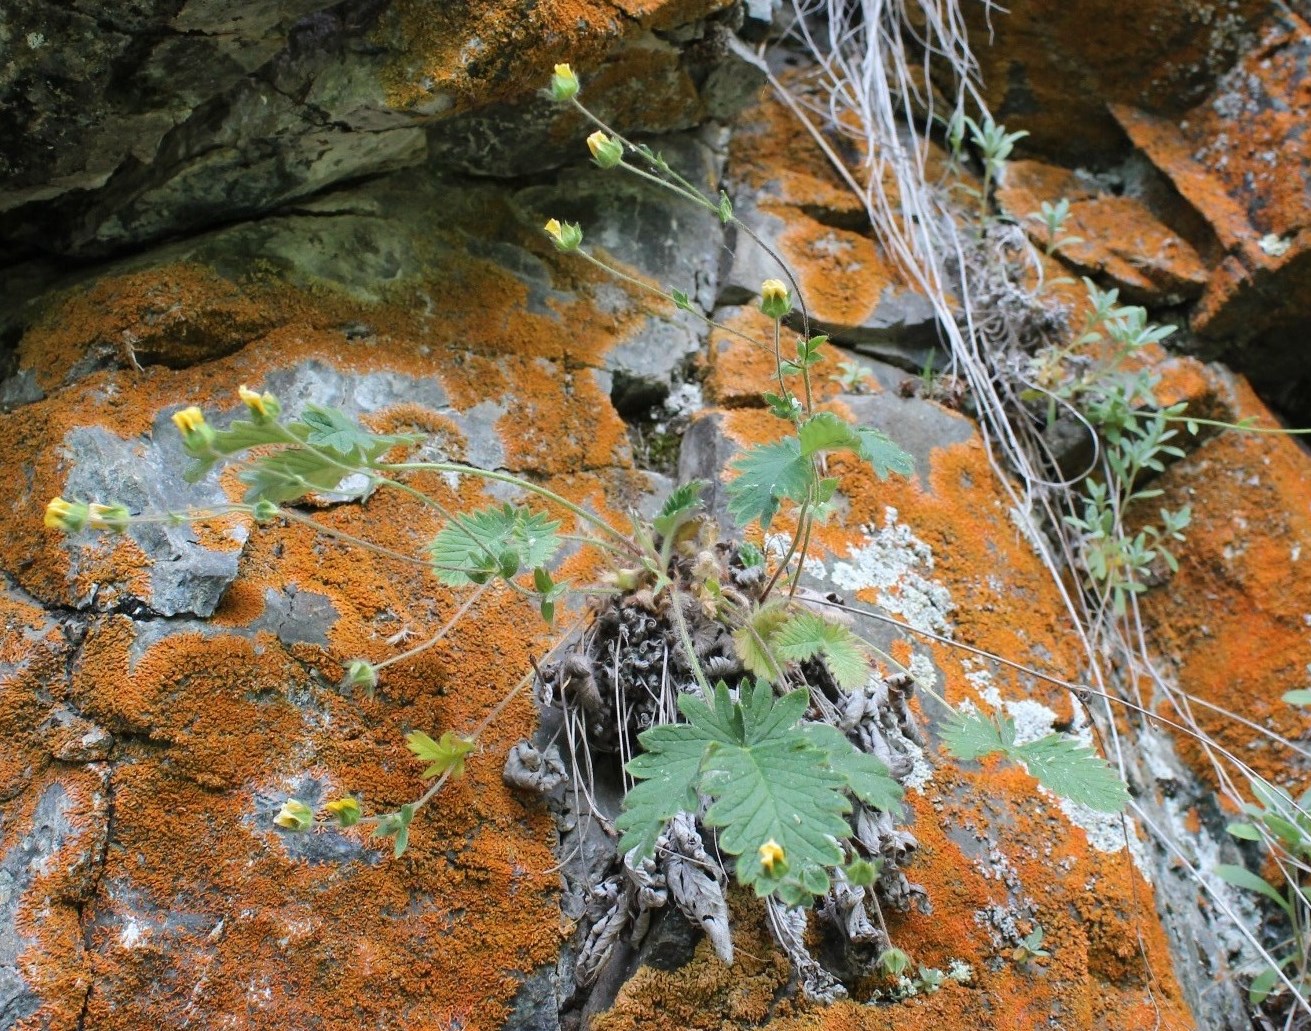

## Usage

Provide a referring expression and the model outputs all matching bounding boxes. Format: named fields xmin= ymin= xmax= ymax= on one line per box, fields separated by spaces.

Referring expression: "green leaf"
xmin=854 ymin=426 xmax=915 ymax=479
xmin=1215 ymin=863 xmax=1292 ymax=916
xmin=653 ymin=480 xmax=706 ymax=538
xmin=238 ymin=448 xmax=352 ymax=504
xmin=617 ymin=719 xmax=717 ymax=859
xmin=939 ymin=709 xmax=1013 ymax=760
xmin=798 ymin=411 xmax=861 ymax=458
xmin=671 ymin=288 xmax=693 ymax=312
xmin=762 ymin=391 xmax=802 ymax=420
xmin=801 ymin=723 xmax=903 ymax=811
xmin=772 ymin=611 xmax=871 ymax=691
xmin=718 ymin=191 xmax=734 ymax=224
xmin=724 ymin=438 xmax=813 ymax=529
xmin=731 ymin=602 xmax=789 ymax=681
xmin=695 ymin=683 xmax=853 ymax=897
xmin=405 ymin=730 xmax=477 ymax=779
xmin=1249 ymin=965 xmax=1282 ymax=1006
xmin=372 ymin=803 xmax=415 ymax=858
xmin=297 ymin=404 xmax=403 ymax=457
xmin=1226 ymin=821 xmax=1261 ymax=841
xmin=1283 ymin=689 xmax=1311 ymax=707
xmin=427 ymin=504 xmax=561 ymax=586
xmin=1011 ymin=734 xmax=1130 ymax=813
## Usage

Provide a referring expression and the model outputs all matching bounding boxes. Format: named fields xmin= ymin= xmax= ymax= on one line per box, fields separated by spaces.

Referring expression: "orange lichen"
xmin=1 ymin=183 xmax=665 ymax=1027
xmin=597 ymin=402 xmax=1196 ymax=1028
xmin=1139 ymin=376 xmax=1311 ymax=797
xmin=378 ymin=0 xmax=732 ymax=114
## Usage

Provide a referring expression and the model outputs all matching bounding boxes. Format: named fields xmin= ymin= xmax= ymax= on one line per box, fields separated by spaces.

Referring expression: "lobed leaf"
xmin=427 ymin=503 xmax=561 ymax=586
xmin=724 ymin=438 xmax=812 ymax=529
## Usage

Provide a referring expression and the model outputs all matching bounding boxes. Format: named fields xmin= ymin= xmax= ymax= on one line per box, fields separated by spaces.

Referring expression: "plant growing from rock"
xmin=42 ymin=63 xmax=1132 ymax=1003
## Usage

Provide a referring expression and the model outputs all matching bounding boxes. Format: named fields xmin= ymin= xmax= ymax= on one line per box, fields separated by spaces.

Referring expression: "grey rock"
xmin=61 ymin=418 xmax=248 ymax=618
xmin=0 ymin=778 xmax=97 ymax=1026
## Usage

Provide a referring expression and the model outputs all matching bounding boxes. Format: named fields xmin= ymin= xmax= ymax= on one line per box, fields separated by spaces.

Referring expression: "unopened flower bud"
xmin=549 ymin=62 xmax=579 ymax=103
xmin=759 ymin=279 xmax=791 ymax=320
xmin=172 ymin=406 xmax=216 ymax=456
xmin=273 ymin=799 xmax=314 ymax=832
xmin=86 ymin=503 xmax=131 ymax=533
xmin=758 ymin=838 xmax=787 ymax=876
xmin=323 ymin=797 xmax=362 ymax=828
xmin=342 ymin=659 xmax=379 ymax=696
xmin=251 ymin=500 xmax=280 ymax=524
xmin=878 ymin=946 xmax=912 ymax=977
xmin=44 ymin=497 xmax=90 ymax=533
xmin=544 ymin=218 xmax=583 ymax=252
xmin=238 ymin=385 xmax=281 ymax=424
xmin=586 ymin=131 xmax=623 ymax=169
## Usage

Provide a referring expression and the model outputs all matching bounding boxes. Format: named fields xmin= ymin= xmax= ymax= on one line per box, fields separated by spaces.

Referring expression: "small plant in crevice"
xmin=43 ymin=64 xmax=1131 ymax=1006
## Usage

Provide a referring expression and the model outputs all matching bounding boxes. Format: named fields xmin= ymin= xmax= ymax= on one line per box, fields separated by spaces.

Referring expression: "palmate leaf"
xmin=939 ymin=710 xmax=1129 ymax=814
xmin=427 ymin=503 xmax=561 ymax=586
xmin=1011 ymin=734 xmax=1130 ymax=813
xmin=238 ymin=448 xmax=353 ymax=504
xmin=772 ymin=610 xmax=871 ymax=691
xmin=617 ymin=720 xmax=717 ymax=860
xmin=405 ymin=730 xmax=477 ymax=779
xmin=653 ymin=479 xmax=706 ymax=538
xmin=855 ymin=426 xmax=915 ymax=479
xmin=731 ymin=602 xmax=789 ymax=681
xmin=800 ymin=722 xmax=903 ymax=811
xmin=724 ymin=438 xmax=812 ymax=529
xmin=694 ymin=683 xmax=852 ymax=898
xmin=291 ymin=404 xmax=414 ymax=459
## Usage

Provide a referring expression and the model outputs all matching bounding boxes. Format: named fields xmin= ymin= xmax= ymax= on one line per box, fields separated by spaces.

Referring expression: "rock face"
xmin=0 ymin=0 xmax=744 ymax=262
xmin=3 ymin=1 xmax=1311 ymax=1030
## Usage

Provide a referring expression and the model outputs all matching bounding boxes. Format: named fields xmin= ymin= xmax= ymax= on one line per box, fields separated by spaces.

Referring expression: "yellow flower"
xmin=758 ymin=838 xmax=786 ymax=874
xmin=586 ymin=130 xmax=623 ymax=169
xmin=549 ymin=62 xmax=579 ymax=102
xmin=759 ymin=278 xmax=792 ymax=320
xmin=323 ymin=797 xmax=362 ymax=828
xmin=86 ymin=503 xmax=130 ymax=532
xmin=171 ymin=405 xmax=216 ymax=456
xmin=172 ymin=406 xmax=206 ymax=435
xmin=543 ymin=218 xmax=582 ymax=252
xmin=238 ymin=385 xmax=280 ymax=424
xmin=44 ymin=497 xmax=87 ymax=533
xmin=273 ymin=799 xmax=314 ymax=832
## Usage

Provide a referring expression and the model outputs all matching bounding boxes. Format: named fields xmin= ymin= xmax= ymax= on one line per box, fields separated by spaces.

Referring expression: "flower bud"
xmin=323 ymin=797 xmax=362 ymax=828
xmin=549 ymin=63 xmax=579 ymax=103
xmin=44 ymin=497 xmax=89 ymax=533
xmin=586 ymin=131 xmax=623 ymax=169
xmin=544 ymin=218 xmax=583 ymax=252
xmin=251 ymin=500 xmax=281 ymax=524
xmin=878 ymin=946 xmax=912 ymax=977
xmin=86 ymin=503 xmax=131 ymax=533
xmin=759 ymin=279 xmax=791 ymax=320
xmin=273 ymin=799 xmax=314 ymax=832
xmin=342 ymin=659 xmax=379 ymax=696
xmin=172 ymin=406 xmax=216 ymax=456
xmin=238 ymin=385 xmax=281 ymax=424
xmin=758 ymin=838 xmax=787 ymax=876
